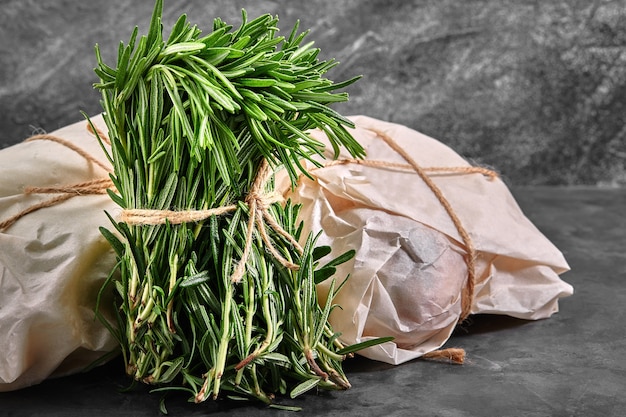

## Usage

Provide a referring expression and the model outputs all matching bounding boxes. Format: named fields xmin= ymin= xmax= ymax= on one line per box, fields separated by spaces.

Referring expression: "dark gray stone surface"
xmin=1 ymin=0 xmax=626 ymax=185
xmin=1 ymin=187 xmax=625 ymax=416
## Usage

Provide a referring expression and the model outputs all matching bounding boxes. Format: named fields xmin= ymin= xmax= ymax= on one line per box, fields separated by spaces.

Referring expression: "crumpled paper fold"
xmin=0 ymin=115 xmax=118 ymax=391
xmin=278 ymin=115 xmax=573 ymax=365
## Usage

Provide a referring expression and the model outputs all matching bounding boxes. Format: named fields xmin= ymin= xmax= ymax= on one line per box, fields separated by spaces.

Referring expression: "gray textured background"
xmin=1 ymin=0 xmax=625 ymax=186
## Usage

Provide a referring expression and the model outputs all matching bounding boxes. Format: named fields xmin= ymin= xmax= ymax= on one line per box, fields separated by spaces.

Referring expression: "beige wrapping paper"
xmin=0 ymin=113 xmax=573 ymax=390
xmin=278 ymin=115 xmax=573 ymax=365
xmin=0 ymin=115 xmax=118 ymax=391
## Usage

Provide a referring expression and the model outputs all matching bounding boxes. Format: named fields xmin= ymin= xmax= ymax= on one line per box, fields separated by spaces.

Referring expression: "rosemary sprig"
xmin=93 ymin=0 xmax=388 ymax=407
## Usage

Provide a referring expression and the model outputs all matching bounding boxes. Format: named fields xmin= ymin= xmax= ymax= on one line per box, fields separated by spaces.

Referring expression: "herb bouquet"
xmin=93 ymin=0 xmax=386 ymax=407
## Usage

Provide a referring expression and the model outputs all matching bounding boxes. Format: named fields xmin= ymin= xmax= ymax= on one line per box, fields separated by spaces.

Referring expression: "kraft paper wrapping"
xmin=0 ymin=115 xmax=118 ymax=391
xmin=278 ymin=115 xmax=573 ymax=365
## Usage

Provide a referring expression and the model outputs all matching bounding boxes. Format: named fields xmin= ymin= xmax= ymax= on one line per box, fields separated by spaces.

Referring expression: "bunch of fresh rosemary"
xmin=92 ymin=0 xmax=388 ymax=408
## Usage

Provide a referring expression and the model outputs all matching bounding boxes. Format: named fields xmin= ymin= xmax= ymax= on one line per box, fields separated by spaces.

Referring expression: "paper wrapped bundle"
xmin=278 ymin=115 xmax=573 ymax=365
xmin=0 ymin=115 xmax=117 ymax=391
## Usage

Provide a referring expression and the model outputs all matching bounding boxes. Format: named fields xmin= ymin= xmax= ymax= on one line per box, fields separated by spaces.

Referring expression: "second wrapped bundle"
xmin=279 ymin=115 xmax=573 ymax=365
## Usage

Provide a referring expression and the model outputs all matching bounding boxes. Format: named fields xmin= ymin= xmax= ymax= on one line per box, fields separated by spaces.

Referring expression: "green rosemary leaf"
xmin=269 ymin=404 xmax=302 ymax=412
xmin=106 ymin=188 xmax=125 ymax=208
xmin=158 ymin=396 xmax=169 ymax=415
xmin=199 ymin=330 xmax=217 ymax=369
xmin=166 ymin=13 xmax=190 ymax=45
xmin=231 ymin=35 xmax=252 ymax=50
xmin=302 ymin=101 xmax=354 ymax=129
xmin=219 ymin=51 xmax=266 ymax=72
xmin=275 ymin=118 xmax=319 ymax=148
xmin=194 ymin=283 xmax=222 ymax=317
xmin=201 ymin=61 xmax=243 ymax=100
xmin=238 ymin=87 xmax=262 ymax=102
xmin=261 ymin=352 xmax=291 ymax=367
xmin=291 ymin=79 xmax=330 ymax=92
xmin=99 ymin=226 xmax=125 ymax=257
xmin=204 ymin=81 xmax=240 ymax=113
xmin=94 ymin=66 xmax=116 ymax=84
xmin=199 ymin=47 xmax=237 ymax=66
xmin=312 ymin=245 xmax=332 ymax=261
xmin=219 ymin=67 xmax=253 ymax=78
xmin=146 ymin=0 xmax=163 ymax=47
xmin=114 ymin=42 xmax=132 ymax=92
xmin=243 ymin=101 xmax=270 ymax=121
xmin=290 ymin=377 xmax=320 ymax=399
xmin=336 ymin=337 xmax=396 ymax=355
xmin=314 ymin=279 xmax=336 ymax=344
xmin=321 ymin=249 xmax=356 ymax=269
xmin=161 ymin=41 xmax=206 ymax=57
xmin=313 ymin=74 xmax=362 ymax=92
xmin=198 ymin=26 xmax=231 ymax=49
xmin=235 ymin=78 xmax=277 ymax=88
xmin=266 ymin=69 xmax=298 ymax=82
xmin=291 ymin=90 xmax=348 ymax=103
xmin=313 ymin=267 xmax=336 ymax=285
xmin=260 ymin=107 xmax=281 ymax=122
xmin=160 ymin=69 xmax=195 ymax=141
xmin=180 ymin=271 xmax=211 ymax=288
xmin=154 ymin=172 xmax=177 ymax=210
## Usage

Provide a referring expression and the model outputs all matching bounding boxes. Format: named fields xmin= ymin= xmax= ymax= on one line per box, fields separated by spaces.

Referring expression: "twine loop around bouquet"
xmin=0 ymin=124 xmax=304 ymax=284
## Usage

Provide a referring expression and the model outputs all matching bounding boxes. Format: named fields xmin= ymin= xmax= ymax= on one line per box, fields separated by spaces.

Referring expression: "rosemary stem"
xmin=234 ymin=275 xmax=255 ymax=385
xmin=212 ymin=280 xmax=233 ymax=400
xmin=166 ymin=254 xmax=178 ymax=332
xmin=129 ymin=263 xmax=139 ymax=303
xmin=147 ymin=164 xmax=155 ymax=203
xmin=316 ymin=342 xmax=345 ymax=362
xmin=250 ymin=363 xmax=272 ymax=404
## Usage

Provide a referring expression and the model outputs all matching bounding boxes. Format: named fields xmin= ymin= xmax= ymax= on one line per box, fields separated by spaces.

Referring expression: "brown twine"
xmin=0 ymin=131 xmax=114 ymax=233
xmin=24 ymin=178 xmax=114 ymax=195
xmin=228 ymin=160 xmax=303 ymax=283
xmin=85 ymin=121 xmax=112 ymax=146
xmin=25 ymin=134 xmax=111 ymax=173
xmin=120 ymin=205 xmax=238 ymax=225
xmin=0 ymin=193 xmax=74 ymax=232
xmin=422 ymin=348 xmax=466 ymax=364
xmin=323 ymin=158 xmax=499 ymax=180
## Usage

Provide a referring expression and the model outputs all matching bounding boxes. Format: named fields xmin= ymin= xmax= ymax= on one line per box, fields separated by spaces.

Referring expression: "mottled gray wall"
xmin=1 ymin=0 xmax=625 ymax=186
